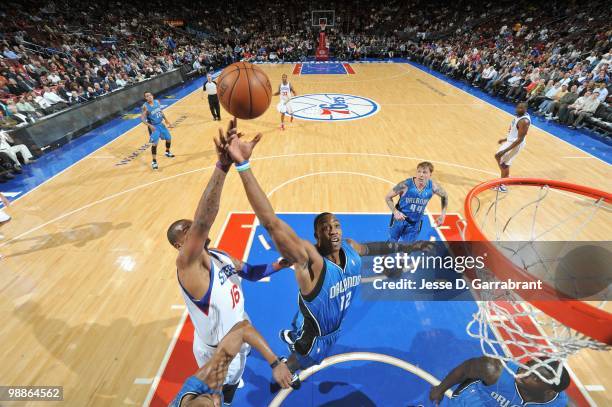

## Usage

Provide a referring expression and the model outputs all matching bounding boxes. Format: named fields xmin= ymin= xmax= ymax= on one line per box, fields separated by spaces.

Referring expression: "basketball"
xmin=216 ymin=62 xmax=272 ymax=119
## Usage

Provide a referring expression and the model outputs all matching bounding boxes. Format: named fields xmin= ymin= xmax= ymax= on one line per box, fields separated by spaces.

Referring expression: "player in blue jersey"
xmin=385 ymin=161 xmax=448 ymax=242
xmin=429 ymin=357 xmax=570 ymax=406
xmin=170 ymin=320 xmax=292 ymax=407
xmin=141 ymin=91 xmax=175 ymax=170
xmin=218 ymin=120 xmax=431 ymax=389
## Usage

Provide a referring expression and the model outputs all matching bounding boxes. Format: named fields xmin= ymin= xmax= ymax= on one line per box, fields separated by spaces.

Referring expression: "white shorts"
xmin=497 ymin=141 xmax=525 ymax=166
xmin=277 ymin=99 xmax=293 ymax=114
xmin=0 ymin=208 xmax=10 ymax=223
xmin=193 ymin=332 xmax=250 ymax=385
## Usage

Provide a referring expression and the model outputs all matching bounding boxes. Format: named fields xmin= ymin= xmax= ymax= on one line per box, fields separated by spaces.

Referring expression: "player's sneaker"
xmin=290 ymin=372 xmax=301 ymax=390
xmin=280 ymin=123 xmax=285 ymax=130
xmin=491 ymin=185 xmax=508 ymax=193
xmin=152 ymin=161 xmax=159 ymax=170
xmin=279 ymin=329 xmax=296 ymax=348
xmin=165 ymin=151 xmax=175 ymax=158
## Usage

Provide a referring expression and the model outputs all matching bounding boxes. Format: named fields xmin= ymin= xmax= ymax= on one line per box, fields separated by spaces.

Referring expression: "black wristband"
xmin=270 ymin=357 xmax=286 ymax=369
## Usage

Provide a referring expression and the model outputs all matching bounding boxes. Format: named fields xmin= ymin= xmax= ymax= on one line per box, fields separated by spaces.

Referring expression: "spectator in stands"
xmin=506 ymin=73 xmax=527 ymax=101
xmin=0 ymin=130 xmax=36 ymax=168
xmin=42 ymin=86 xmax=68 ymax=111
xmin=546 ymin=85 xmax=579 ymax=120
xmin=3 ymin=46 xmax=18 ymax=60
xmin=593 ymin=68 xmax=609 ymax=84
xmin=537 ymin=84 xmax=567 ymax=114
xmin=34 ymin=92 xmax=54 ymax=115
xmin=558 ymin=91 xmax=591 ymax=125
xmin=595 ymin=82 xmax=608 ymax=102
xmin=567 ymin=91 xmax=601 ymax=129
xmin=0 ymin=109 xmax=20 ymax=129
xmin=115 ymin=75 xmax=127 ymax=88
xmin=16 ymin=95 xmax=43 ymax=119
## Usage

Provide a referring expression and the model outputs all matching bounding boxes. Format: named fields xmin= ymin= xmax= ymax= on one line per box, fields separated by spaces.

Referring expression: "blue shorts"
xmin=388 ymin=218 xmax=422 ymax=242
xmin=149 ymin=124 xmax=172 ymax=144
xmin=291 ymin=323 xmax=342 ymax=369
xmin=169 ymin=376 xmax=222 ymax=407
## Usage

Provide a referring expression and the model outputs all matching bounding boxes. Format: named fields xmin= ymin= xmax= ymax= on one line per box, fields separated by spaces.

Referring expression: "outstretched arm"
xmin=236 ymin=168 xmax=321 ymax=276
xmin=227 ymin=253 xmax=293 ymax=281
xmin=432 ymin=181 xmax=448 ymax=226
xmin=176 ymin=121 xmax=235 ymax=269
xmin=196 ymin=320 xmax=292 ymax=390
xmin=429 ymin=357 xmax=502 ymax=405
xmin=346 ymin=238 xmax=433 ymax=257
xmin=386 ymin=182 xmax=407 ymax=221
xmin=224 ymin=129 xmax=324 ymax=292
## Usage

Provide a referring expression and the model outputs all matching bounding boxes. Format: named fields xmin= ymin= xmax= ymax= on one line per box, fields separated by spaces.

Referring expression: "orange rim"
xmin=464 ymin=178 xmax=612 ymax=345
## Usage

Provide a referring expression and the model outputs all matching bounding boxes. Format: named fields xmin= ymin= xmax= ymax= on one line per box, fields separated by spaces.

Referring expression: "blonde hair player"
xmin=385 ymin=161 xmax=448 ymax=242
xmin=0 ymin=192 xmax=9 ymax=260
xmin=494 ymin=102 xmax=531 ymax=192
xmin=273 ymin=74 xmax=297 ymax=130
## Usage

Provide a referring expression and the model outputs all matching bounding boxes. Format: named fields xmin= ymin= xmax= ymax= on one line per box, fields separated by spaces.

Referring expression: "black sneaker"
xmin=279 ymin=330 xmax=296 ymax=348
xmin=270 ymin=371 xmax=301 ymax=393
xmin=290 ymin=372 xmax=301 ymax=390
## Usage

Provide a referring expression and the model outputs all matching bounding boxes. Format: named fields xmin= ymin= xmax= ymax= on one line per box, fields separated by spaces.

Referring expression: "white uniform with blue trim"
xmin=178 ymin=249 xmax=250 ymax=385
xmin=277 ymin=82 xmax=293 ymax=114
xmin=497 ymin=113 xmax=530 ymax=166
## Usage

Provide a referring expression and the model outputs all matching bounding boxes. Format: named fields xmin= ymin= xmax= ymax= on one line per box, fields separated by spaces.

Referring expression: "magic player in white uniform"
xmin=166 ymin=119 xmax=291 ymax=405
xmin=273 ymin=74 xmax=297 ymax=130
xmin=494 ymin=102 xmax=531 ymax=192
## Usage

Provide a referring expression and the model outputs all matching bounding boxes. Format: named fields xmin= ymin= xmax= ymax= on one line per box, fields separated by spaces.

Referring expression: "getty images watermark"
xmin=359 ymin=241 xmax=611 ymax=302
xmin=369 ymin=251 xmax=543 ymax=292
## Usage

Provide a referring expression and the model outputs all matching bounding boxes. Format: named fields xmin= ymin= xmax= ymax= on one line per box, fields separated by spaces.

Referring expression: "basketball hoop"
xmin=462 ymin=178 xmax=611 ymax=384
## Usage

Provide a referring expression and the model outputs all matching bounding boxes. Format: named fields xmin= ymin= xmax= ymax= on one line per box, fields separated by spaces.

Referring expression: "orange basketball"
xmin=216 ymin=62 xmax=272 ymax=120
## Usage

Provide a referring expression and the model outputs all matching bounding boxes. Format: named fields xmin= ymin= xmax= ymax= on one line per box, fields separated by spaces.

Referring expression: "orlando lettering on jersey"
xmin=329 ymin=275 xmax=361 ymax=299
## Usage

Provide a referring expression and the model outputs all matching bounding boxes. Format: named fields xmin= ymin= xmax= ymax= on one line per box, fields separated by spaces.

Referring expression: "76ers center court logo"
xmin=289 ymin=93 xmax=379 ymax=121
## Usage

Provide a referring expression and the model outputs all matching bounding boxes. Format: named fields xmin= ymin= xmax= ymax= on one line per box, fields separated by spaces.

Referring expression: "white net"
xmin=463 ymin=181 xmax=611 ymax=385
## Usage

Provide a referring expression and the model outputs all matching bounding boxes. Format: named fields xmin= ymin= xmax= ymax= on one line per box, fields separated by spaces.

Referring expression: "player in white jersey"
xmin=166 ymin=119 xmax=291 ymax=405
xmin=494 ymin=102 xmax=531 ymax=192
xmin=273 ymin=74 xmax=297 ymax=130
xmin=0 ymin=192 xmax=10 ymax=260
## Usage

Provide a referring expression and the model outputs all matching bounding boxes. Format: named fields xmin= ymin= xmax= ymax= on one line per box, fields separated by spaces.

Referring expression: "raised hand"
xmin=225 ymin=128 xmax=262 ymax=164
xmin=213 ymin=118 xmax=238 ymax=168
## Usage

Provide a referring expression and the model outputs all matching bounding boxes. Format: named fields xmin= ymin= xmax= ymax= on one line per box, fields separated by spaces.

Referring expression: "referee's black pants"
xmin=208 ymin=94 xmax=221 ymax=120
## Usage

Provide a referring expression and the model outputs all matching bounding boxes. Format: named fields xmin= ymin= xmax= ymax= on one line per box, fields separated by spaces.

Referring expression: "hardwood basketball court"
xmin=0 ymin=62 xmax=609 ymax=406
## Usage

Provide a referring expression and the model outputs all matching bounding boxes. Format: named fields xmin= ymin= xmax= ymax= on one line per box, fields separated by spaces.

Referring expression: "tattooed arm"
xmin=432 ymin=181 xmax=448 ymax=226
xmin=177 ymin=121 xmax=235 ymax=271
xmin=385 ymin=181 xmax=408 ymax=221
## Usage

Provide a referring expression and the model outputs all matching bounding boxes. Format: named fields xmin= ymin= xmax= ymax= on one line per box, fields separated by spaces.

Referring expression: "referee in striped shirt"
xmin=203 ymin=74 xmax=221 ymax=121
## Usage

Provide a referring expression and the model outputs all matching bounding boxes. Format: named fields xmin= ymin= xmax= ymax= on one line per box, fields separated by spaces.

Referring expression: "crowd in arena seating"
xmin=0 ymin=0 xmax=610 ymax=181
xmin=407 ymin=0 xmax=611 ymax=131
